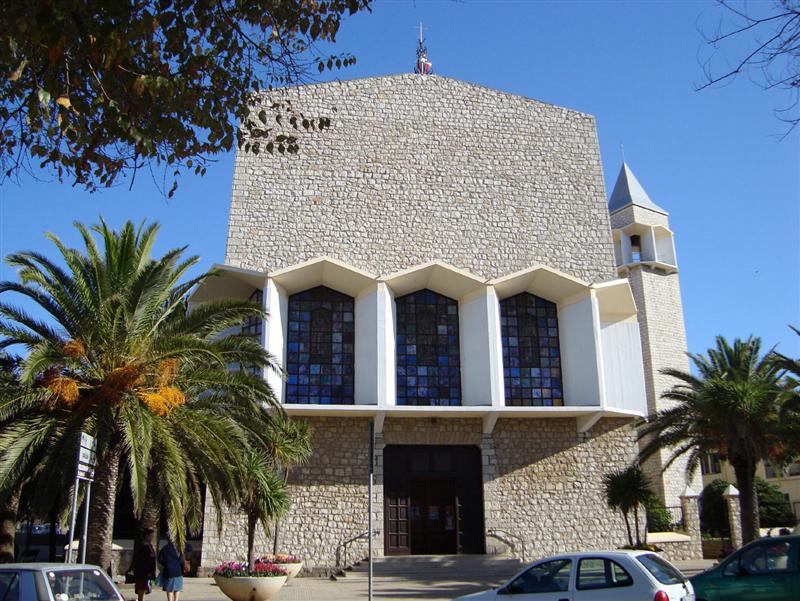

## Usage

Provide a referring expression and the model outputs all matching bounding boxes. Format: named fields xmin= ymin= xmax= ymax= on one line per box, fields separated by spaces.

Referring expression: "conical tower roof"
xmin=608 ymin=162 xmax=667 ymax=215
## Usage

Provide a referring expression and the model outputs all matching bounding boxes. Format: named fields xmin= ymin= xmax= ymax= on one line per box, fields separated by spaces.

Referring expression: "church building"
xmin=191 ymin=70 xmax=697 ymax=572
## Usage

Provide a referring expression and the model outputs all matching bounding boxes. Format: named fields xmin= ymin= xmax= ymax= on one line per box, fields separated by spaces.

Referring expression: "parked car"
xmin=690 ymin=534 xmax=798 ymax=601
xmin=0 ymin=563 xmax=124 ymax=601
xmin=454 ymin=550 xmax=694 ymax=601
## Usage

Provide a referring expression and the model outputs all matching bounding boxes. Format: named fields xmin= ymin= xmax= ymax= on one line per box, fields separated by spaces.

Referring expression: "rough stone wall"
xmin=656 ymin=540 xmax=702 ymax=563
xmin=382 ymin=417 xmax=483 ymax=446
xmin=200 ymin=416 xmax=643 ymax=573
xmin=627 ymin=262 xmax=700 ymax=506
xmin=609 ymin=205 xmax=669 ymax=229
xmin=484 ymin=417 xmax=637 ymax=558
xmin=226 ymin=75 xmax=616 ymax=283
xmin=200 ymin=417 xmax=374 ymax=575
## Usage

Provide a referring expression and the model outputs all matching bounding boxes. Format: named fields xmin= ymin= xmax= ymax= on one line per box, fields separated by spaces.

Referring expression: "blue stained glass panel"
xmin=500 ymin=293 xmax=563 ymax=406
xmin=285 ymin=286 xmax=355 ymax=404
xmin=395 ymin=289 xmax=461 ymax=406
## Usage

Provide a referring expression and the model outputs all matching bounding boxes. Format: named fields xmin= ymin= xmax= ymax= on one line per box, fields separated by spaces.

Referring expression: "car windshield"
xmin=636 ymin=553 xmax=687 ymax=585
xmin=45 ymin=569 xmax=120 ymax=601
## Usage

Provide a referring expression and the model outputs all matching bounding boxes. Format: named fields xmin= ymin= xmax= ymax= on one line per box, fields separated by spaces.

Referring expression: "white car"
xmin=0 ymin=563 xmax=124 ymax=601
xmin=454 ymin=550 xmax=694 ymax=601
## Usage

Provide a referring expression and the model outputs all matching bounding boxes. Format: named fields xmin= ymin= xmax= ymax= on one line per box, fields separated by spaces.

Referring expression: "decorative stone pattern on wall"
xmin=483 ymin=417 xmax=637 ymax=559
xmin=226 ymin=75 xmax=617 ymax=283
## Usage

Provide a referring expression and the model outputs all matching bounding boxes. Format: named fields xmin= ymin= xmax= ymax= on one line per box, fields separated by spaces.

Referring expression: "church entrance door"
xmin=384 ymin=445 xmax=484 ymax=556
xmin=410 ymin=476 xmax=458 ymax=554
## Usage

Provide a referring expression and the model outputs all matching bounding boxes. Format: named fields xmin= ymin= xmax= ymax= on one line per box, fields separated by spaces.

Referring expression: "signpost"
xmin=368 ymin=420 xmax=374 ymax=601
xmin=66 ymin=432 xmax=96 ymax=563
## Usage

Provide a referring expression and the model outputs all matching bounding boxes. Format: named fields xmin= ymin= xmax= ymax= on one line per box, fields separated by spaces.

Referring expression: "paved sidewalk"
xmin=119 ymin=574 xmax=509 ymax=601
xmin=119 ymin=558 xmax=716 ymax=601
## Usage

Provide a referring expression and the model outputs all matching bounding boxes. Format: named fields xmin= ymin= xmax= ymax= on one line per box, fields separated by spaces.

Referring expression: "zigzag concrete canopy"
xmin=189 ymin=264 xmax=266 ymax=304
xmin=379 ymin=260 xmax=486 ymax=300
xmin=268 ymin=256 xmax=377 ymax=297
xmin=488 ymin=265 xmax=590 ymax=305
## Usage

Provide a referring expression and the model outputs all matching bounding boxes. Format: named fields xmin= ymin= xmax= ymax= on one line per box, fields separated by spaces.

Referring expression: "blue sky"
xmin=0 ymin=0 xmax=797 ymax=357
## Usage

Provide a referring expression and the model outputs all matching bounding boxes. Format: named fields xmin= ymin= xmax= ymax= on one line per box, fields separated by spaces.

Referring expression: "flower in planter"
xmin=257 ymin=554 xmax=301 ymax=564
xmin=214 ymin=561 xmax=288 ymax=578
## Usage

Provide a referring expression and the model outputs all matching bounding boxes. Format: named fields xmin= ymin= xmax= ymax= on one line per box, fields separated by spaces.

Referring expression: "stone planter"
xmin=213 ymin=575 xmax=287 ymax=601
xmin=275 ymin=561 xmax=302 ymax=579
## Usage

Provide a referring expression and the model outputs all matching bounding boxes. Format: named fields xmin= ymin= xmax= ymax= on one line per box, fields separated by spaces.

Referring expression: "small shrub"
xmin=700 ymin=479 xmax=730 ymax=537
xmin=644 ymin=495 xmax=674 ymax=532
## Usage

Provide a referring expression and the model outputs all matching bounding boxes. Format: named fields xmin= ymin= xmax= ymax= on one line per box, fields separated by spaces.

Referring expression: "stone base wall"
xmin=484 ymin=417 xmax=637 ymax=559
xmin=200 ymin=415 xmax=644 ymax=573
xmin=200 ymin=416 xmax=374 ymax=575
xmin=656 ymin=540 xmax=702 ymax=563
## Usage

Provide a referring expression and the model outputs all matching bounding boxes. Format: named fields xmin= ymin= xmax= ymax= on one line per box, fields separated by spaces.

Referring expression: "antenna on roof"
xmin=415 ymin=21 xmax=432 ymax=75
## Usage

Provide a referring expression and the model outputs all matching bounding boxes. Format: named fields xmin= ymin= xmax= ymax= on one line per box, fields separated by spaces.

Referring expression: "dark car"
xmin=0 ymin=563 xmax=124 ymax=601
xmin=690 ymin=534 xmax=799 ymax=601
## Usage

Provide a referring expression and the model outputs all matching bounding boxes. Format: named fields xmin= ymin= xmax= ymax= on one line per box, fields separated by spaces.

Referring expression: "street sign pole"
xmin=368 ymin=419 xmax=374 ymax=601
xmin=66 ymin=432 xmax=97 ymax=564
xmin=80 ymin=480 xmax=92 ymax=564
xmin=65 ymin=475 xmax=80 ymax=563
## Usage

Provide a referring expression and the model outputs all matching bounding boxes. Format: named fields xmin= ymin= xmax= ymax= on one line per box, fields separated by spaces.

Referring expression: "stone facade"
xmin=484 ymin=418 xmax=636 ymax=558
xmin=201 ymin=75 xmax=701 ymax=571
xmin=201 ymin=417 xmax=374 ymax=574
xmin=200 ymin=417 xmax=640 ymax=572
xmin=226 ymin=75 xmax=616 ymax=283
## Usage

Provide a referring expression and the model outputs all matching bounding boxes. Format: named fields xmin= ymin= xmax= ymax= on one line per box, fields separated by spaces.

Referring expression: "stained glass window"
xmin=241 ymin=289 xmax=264 ymax=339
xmin=396 ymin=289 xmax=461 ymax=406
xmin=285 ymin=286 xmax=355 ymax=404
xmin=240 ymin=289 xmax=263 ymax=375
xmin=500 ymin=293 xmax=563 ymax=406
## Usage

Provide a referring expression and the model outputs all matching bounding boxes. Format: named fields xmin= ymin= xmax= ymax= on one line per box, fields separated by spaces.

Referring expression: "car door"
xmin=497 ymin=558 xmax=573 ymax=601
xmin=572 ymin=557 xmax=636 ymax=601
xmin=717 ymin=539 xmax=793 ymax=601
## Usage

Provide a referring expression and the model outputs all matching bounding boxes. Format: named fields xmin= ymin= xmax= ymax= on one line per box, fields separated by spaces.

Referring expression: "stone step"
xmin=342 ymin=554 xmax=524 ymax=581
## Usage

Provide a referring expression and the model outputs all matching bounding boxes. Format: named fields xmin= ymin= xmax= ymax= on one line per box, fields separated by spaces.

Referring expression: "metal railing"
xmin=662 ymin=505 xmax=686 ymax=531
xmin=486 ymin=528 xmax=527 ymax=563
xmin=335 ymin=530 xmax=379 ymax=570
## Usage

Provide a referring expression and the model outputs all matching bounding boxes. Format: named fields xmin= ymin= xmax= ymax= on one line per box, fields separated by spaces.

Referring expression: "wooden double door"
xmin=384 ymin=445 xmax=484 ymax=555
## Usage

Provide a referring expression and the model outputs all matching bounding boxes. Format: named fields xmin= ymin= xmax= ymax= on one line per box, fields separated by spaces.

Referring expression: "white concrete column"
xmin=643 ymin=226 xmax=657 ymax=262
xmin=459 ymin=288 xmax=498 ymax=406
xmin=558 ymin=291 xmax=603 ymax=406
xmin=264 ymin=278 xmax=288 ymax=404
xmin=620 ymin=232 xmax=632 ymax=265
xmin=355 ymin=284 xmax=380 ymax=405
xmin=376 ymin=283 xmax=395 ymax=407
xmin=486 ymin=287 xmax=505 ymax=409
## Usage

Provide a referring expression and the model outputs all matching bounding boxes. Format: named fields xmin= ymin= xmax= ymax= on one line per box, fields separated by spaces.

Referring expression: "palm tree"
xmin=603 ymin=464 xmax=651 ymax=547
xmin=259 ymin=416 xmax=311 ymax=555
xmin=238 ymin=450 xmax=289 ymax=571
xmin=0 ymin=220 xmax=280 ymax=570
xmin=771 ymin=326 xmax=800 ymax=465
xmin=639 ymin=336 xmax=786 ymax=544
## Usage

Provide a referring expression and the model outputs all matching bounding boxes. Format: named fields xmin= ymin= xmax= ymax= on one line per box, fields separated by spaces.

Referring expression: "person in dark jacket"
xmin=157 ymin=539 xmax=184 ymax=601
xmin=133 ymin=527 xmax=156 ymax=601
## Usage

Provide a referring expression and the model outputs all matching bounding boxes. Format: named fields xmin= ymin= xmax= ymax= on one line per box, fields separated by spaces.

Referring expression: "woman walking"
xmin=133 ymin=528 xmax=156 ymax=601
xmin=157 ymin=539 xmax=184 ymax=601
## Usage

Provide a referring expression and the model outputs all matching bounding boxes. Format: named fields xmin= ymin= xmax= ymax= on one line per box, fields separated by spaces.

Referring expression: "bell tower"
xmin=609 ymin=162 xmax=698 ymax=506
